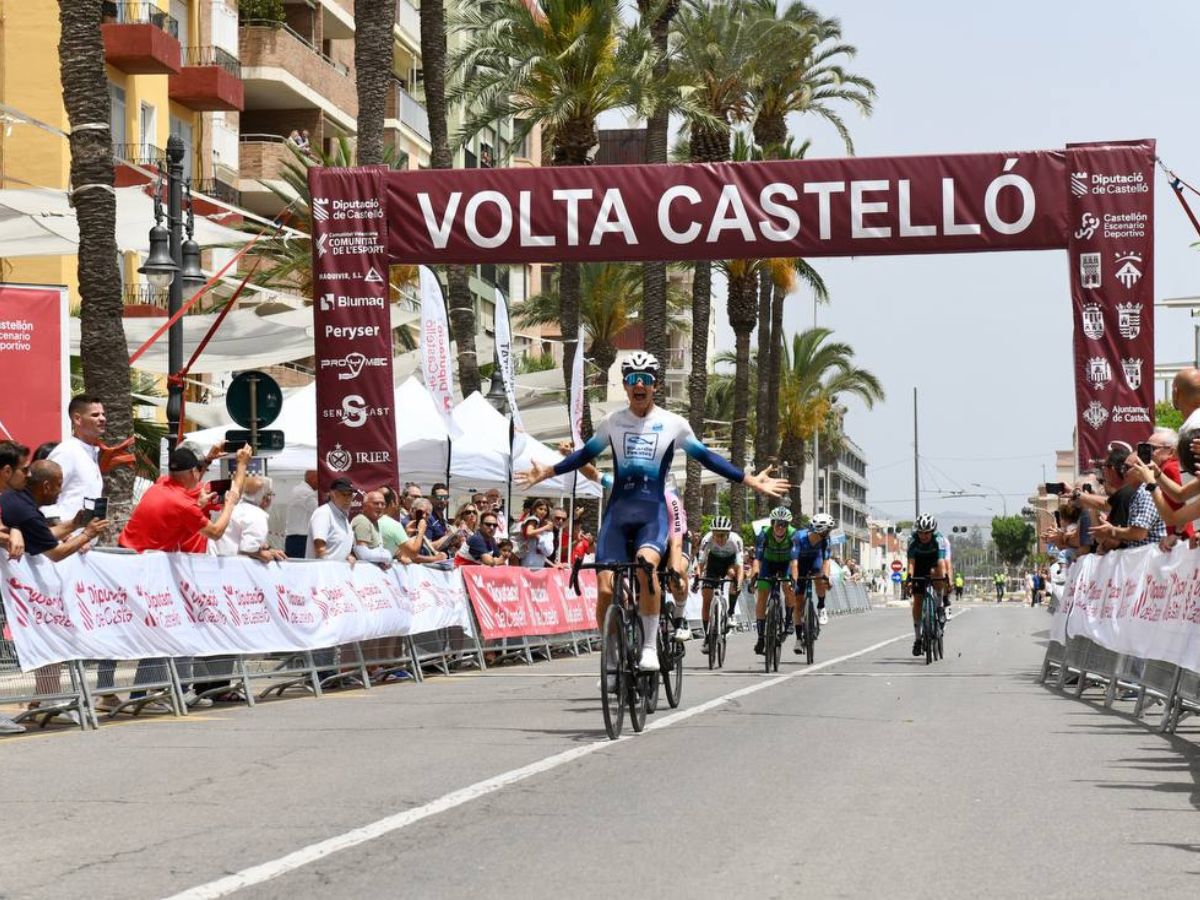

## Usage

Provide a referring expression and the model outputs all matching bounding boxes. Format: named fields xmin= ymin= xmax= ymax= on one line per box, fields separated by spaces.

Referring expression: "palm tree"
xmin=515 ymin=261 xmax=689 ymax=399
xmin=745 ymin=4 xmax=874 ymax=499
xmin=672 ymin=0 xmax=767 ymax=526
xmin=638 ymin=0 xmax=681 ymax=366
xmin=421 ymin=0 xmax=481 ymax=398
xmin=58 ymin=0 xmax=134 ymax=522
xmin=451 ymin=0 xmax=662 ymax=434
xmin=354 ymin=0 xmax=392 ymax=166
xmin=776 ymin=327 xmax=884 ymax=512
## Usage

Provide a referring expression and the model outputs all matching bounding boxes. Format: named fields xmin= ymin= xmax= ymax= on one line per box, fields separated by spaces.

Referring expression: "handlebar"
xmin=569 ymin=556 xmax=655 ymax=596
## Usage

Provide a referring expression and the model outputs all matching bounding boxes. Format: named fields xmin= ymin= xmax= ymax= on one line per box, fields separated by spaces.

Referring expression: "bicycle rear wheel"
xmin=706 ymin=600 xmax=719 ymax=671
xmin=600 ymin=604 xmax=625 ymax=740
xmin=628 ymin=614 xmax=647 ymax=732
xmin=922 ymin=595 xmax=935 ymax=666
xmin=663 ymin=638 xmax=683 ymax=708
xmin=716 ymin=591 xmax=728 ymax=668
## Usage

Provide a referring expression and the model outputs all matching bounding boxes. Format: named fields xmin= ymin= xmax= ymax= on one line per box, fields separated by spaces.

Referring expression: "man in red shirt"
xmin=120 ymin=444 xmax=250 ymax=552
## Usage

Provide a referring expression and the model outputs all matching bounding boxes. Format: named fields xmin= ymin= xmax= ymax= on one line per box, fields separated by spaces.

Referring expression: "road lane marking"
xmin=164 ymin=615 xmax=967 ymax=900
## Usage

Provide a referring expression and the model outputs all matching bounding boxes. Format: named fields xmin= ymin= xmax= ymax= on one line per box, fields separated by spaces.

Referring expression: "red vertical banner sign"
xmin=308 ymin=167 xmax=400 ymax=494
xmin=0 ymin=284 xmax=68 ymax=447
xmin=1067 ymin=141 xmax=1155 ymax=468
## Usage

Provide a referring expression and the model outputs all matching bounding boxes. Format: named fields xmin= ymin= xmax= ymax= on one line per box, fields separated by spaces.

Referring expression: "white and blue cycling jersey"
xmin=553 ymin=405 xmax=743 ymax=562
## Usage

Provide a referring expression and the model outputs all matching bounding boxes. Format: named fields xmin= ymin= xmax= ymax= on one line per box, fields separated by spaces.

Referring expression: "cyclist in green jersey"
xmin=750 ymin=507 xmax=797 ymax=655
xmin=906 ymin=513 xmax=947 ymax=656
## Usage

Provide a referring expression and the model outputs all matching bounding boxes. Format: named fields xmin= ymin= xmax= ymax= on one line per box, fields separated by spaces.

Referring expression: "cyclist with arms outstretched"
xmin=751 ymin=507 xmax=797 ymax=655
xmin=791 ymin=513 xmax=834 ymax=653
xmin=519 ymin=351 xmax=786 ymax=672
xmin=693 ymin=515 xmax=744 ymax=653
xmin=907 ymin=514 xmax=947 ymax=656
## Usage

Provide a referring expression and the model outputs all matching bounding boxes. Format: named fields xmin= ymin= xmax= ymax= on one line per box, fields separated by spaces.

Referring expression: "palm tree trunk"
xmin=421 ymin=0 xmax=480 ymax=396
xmin=638 ymin=0 xmax=678 ymax=366
xmin=353 ymin=0 xmax=391 ymax=166
xmin=59 ymin=0 xmax=133 ymax=524
xmin=766 ymin=279 xmax=786 ymax=471
xmin=727 ymin=271 xmax=756 ymax=531
xmin=554 ymin=131 xmax=595 ymax=436
xmin=781 ymin=432 xmax=806 ymax=514
xmin=753 ymin=270 xmax=772 ymax=515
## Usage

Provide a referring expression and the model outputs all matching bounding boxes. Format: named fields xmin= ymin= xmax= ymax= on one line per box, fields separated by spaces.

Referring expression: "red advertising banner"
xmin=385 ymin=149 xmax=1070 ymax=264
xmin=462 ymin=566 xmax=598 ymax=641
xmin=0 ymin=284 xmax=67 ymax=447
xmin=307 ymin=168 xmax=399 ymax=494
xmin=1066 ymin=140 xmax=1156 ymax=467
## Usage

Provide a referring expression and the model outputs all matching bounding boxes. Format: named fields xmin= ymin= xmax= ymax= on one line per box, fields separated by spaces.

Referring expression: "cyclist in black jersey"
xmin=907 ymin=513 xmax=947 ymax=657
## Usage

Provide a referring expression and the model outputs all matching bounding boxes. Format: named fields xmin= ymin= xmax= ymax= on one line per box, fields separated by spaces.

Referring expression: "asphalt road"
xmin=1 ymin=603 xmax=1197 ymax=900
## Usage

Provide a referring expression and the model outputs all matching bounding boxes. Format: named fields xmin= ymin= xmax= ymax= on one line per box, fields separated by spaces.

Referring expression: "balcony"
xmin=192 ymin=177 xmax=241 ymax=207
xmin=102 ymin=2 xmax=182 ymax=75
xmin=385 ymin=79 xmax=430 ymax=145
xmin=238 ymin=134 xmax=296 ymax=216
xmin=394 ymin=0 xmax=421 ymax=49
xmin=169 ymin=46 xmax=244 ymax=112
xmin=836 ymin=458 xmax=868 ymax=488
xmin=239 ymin=22 xmax=357 ymax=130
xmin=122 ymin=284 xmax=168 ymax=318
xmin=113 ymin=142 xmax=166 ymax=168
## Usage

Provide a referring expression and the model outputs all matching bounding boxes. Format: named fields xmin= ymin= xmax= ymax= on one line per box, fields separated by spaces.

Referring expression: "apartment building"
xmin=0 ymin=0 xmax=245 ymax=302
xmin=798 ymin=435 xmax=871 ymax=566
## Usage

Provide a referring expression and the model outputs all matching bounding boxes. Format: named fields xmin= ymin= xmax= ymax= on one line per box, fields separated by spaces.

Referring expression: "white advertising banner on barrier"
xmin=1051 ymin=545 xmax=1200 ymax=673
xmin=0 ymin=551 xmax=475 ymax=672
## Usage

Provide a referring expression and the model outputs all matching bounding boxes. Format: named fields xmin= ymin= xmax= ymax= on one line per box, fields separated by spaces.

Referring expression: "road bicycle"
xmin=760 ymin=574 xmax=792 ymax=674
xmin=645 ymin=577 xmax=687 ymax=713
xmin=695 ymin=575 xmax=734 ymax=670
xmin=570 ymin=556 xmax=670 ymax=739
xmin=794 ymin=574 xmax=825 ymax=666
xmin=912 ymin=576 xmax=948 ymax=665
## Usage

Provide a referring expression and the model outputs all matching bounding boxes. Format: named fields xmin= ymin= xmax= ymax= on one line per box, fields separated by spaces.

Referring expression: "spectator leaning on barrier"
xmin=1092 ymin=449 xmax=1165 ymax=550
xmin=378 ymin=487 xmax=408 ymax=556
xmin=464 ymin=510 xmax=505 ymax=565
xmin=284 ymin=469 xmax=319 ymax=559
xmin=0 ymin=461 xmax=109 ymax=561
xmin=215 ymin=476 xmax=286 ymax=563
xmin=396 ymin=498 xmax=448 ymax=565
xmin=351 ymin=490 xmax=396 ymax=566
xmin=307 ymin=478 xmax=356 ymax=561
xmin=1130 ymin=428 xmax=1195 ymax=549
xmin=119 ymin=445 xmax=250 ymax=553
xmin=0 ymin=439 xmax=30 ymax=558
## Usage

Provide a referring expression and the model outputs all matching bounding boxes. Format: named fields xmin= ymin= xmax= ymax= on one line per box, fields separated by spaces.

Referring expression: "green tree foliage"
xmin=238 ymin=0 xmax=284 ymax=22
xmin=1156 ymin=401 xmax=1183 ymax=430
xmin=990 ymin=515 xmax=1035 ymax=566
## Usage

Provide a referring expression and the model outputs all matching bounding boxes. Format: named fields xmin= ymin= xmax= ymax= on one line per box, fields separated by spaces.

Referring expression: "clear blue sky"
xmin=708 ymin=0 xmax=1200 ymax=519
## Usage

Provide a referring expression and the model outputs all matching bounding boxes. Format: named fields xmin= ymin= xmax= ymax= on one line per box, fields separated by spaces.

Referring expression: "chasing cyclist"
xmin=664 ymin=476 xmax=692 ymax=642
xmin=693 ymin=515 xmax=744 ymax=653
xmin=520 ymin=351 xmax=786 ymax=672
xmin=953 ymin=571 xmax=964 ymax=602
xmin=791 ymin=513 xmax=835 ymax=653
xmin=751 ymin=507 xmax=797 ymax=656
xmin=907 ymin=514 xmax=948 ymax=656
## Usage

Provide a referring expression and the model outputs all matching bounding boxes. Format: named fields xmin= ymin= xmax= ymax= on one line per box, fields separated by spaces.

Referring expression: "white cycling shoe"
xmin=818 ymin=608 xmax=829 ymax=626
xmin=639 ymin=647 xmax=661 ymax=672
xmin=672 ymin=625 xmax=692 ymax=642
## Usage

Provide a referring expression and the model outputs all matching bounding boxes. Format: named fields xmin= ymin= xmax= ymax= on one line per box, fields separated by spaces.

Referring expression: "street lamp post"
xmin=138 ymin=136 xmax=205 ymax=453
xmin=971 ymin=481 xmax=1008 ymax=516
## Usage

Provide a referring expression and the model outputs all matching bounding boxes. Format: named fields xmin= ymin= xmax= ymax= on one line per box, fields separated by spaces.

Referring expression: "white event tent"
xmin=186 ymin=377 xmax=601 ymax=499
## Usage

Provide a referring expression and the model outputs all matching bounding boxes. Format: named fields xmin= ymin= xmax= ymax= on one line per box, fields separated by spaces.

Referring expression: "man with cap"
xmin=307 ymin=477 xmax=357 ymax=561
xmin=119 ymin=444 xmax=251 ymax=553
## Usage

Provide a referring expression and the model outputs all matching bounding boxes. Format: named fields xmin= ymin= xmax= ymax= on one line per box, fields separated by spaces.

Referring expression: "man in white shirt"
xmin=214 ymin=476 xmax=286 ymax=562
xmin=285 ymin=470 xmax=319 ymax=558
xmin=43 ymin=395 xmax=107 ymax=522
xmin=307 ymin=478 xmax=356 ymax=561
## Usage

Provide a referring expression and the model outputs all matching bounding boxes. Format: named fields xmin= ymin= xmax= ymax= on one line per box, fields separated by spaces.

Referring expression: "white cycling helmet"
xmin=810 ymin=513 xmax=835 ymax=534
xmin=769 ymin=506 xmax=792 ymax=523
xmin=711 ymin=515 xmax=731 ymax=532
xmin=621 ymin=351 xmax=660 ymax=378
xmin=915 ymin=514 xmax=938 ymax=533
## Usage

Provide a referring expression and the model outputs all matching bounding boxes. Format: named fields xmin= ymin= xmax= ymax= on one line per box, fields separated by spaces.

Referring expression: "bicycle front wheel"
xmin=922 ymin=595 xmax=935 ymax=666
xmin=663 ymin=638 xmax=683 ymax=708
xmin=600 ymin=604 xmax=625 ymax=740
xmin=764 ymin=596 xmax=779 ymax=674
xmin=805 ymin=594 xmax=816 ymax=666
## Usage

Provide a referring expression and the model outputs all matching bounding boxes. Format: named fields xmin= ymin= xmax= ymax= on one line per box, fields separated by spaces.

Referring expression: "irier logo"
xmin=325 ymin=443 xmax=352 ymax=472
xmin=1071 ymin=171 xmax=1089 ymax=197
xmin=312 ymin=197 xmax=329 ymax=222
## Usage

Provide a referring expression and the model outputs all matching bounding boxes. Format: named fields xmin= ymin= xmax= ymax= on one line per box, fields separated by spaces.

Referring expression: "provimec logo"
xmin=320 ymin=351 xmax=389 ymax=381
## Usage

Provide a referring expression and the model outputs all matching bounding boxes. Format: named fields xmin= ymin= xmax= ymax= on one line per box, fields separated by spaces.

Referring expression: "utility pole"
xmin=913 ymin=387 xmax=920 ymax=518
